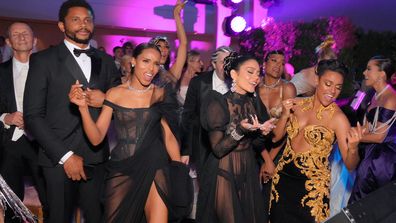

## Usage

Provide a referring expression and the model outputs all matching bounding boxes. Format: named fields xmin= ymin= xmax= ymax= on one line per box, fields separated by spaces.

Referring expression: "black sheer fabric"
xmin=102 ymin=84 xmax=192 ymax=223
xmin=196 ymin=91 xmax=267 ymax=223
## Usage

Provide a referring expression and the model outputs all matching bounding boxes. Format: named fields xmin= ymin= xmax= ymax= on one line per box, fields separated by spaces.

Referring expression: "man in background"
xmin=0 ymin=22 xmax=47 ymax=223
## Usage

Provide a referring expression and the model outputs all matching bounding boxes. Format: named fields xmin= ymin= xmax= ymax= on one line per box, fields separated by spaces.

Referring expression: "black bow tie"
xmin=73 ymin=48 xmax=95 ymax=57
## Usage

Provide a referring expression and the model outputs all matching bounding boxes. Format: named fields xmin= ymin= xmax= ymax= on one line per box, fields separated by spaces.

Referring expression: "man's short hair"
xmin=58 ymin=0 xmax=95 ymax=22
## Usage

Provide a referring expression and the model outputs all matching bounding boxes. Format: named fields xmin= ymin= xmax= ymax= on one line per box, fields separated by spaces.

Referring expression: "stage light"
xmin=223 ymin=0 xmax=244 ymax=8
xmin=223 ymin=15 xmax=247 ymax=36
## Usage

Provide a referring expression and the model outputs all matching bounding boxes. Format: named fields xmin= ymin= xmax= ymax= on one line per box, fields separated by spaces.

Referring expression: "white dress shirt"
xmin=0 ymin=58 xmax=29 ymax=141
xmin=59 ymin=40 xmax=93 ymax=164
xmin=212 ymin=71 xmax=228 ymax=94
xmin=64 ymin=39 xmax=92 ymax=82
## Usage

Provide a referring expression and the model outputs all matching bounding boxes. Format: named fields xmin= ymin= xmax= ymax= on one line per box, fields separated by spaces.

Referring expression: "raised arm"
xmin=272 ymin=99 xmax=295 ymax=142
xmin=333 ymin=112 xmax=363 ymax=171
xmin=69 ymin=82 xmax=114 ymax=146
xmin=168 ymin=0 xmax=188 ymax=80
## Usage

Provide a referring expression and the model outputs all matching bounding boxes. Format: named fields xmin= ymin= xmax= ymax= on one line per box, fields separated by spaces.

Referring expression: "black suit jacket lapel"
xmin=2 ymin=60 xmax=17 ymax=136
xmin=4 ymin=60 xmax=17 ymax=112
xmin=88 ymin=50 xmax=102 ymax=89
xmin=200 ymin=71 xmax=213 ymax=106
xmin=58 ymin=43 xmax=89 ymax=87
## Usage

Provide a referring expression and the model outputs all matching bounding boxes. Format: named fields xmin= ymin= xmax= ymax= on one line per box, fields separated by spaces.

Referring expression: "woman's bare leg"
xmin=144 ymin=182 xmax=167 ymax=223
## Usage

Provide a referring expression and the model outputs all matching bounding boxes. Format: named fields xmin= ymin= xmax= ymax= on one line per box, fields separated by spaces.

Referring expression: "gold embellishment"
xmin=300 ymin=97 xmax=335 ymax=120
xmin=270 ymin=115 xmax=334 ymax=222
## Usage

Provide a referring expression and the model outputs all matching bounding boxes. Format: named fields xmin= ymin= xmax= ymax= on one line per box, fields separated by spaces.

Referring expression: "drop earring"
xmin=231 ymin=79 xmax=236 ymax=92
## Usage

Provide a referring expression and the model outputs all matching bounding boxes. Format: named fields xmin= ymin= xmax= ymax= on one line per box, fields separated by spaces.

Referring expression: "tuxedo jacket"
xmin=24 ymin=42 xmax=121 ymax=167
xmin=0 ymin=59 xmax=19 ymax=143
xmin=181 ymin=71 xmax=214 ymax=170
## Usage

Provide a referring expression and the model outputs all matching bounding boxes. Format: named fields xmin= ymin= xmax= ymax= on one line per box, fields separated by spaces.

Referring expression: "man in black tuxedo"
xmin=0 ymin=22 xmax=47 ymax=223
xmin=181 ymin=46 xmax=234 ymax=176
xmin=24 ymin=1 xmax=120 ymax=222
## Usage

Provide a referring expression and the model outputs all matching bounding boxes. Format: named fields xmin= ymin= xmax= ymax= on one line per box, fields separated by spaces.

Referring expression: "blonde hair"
xmin=315 ymin=35 xmax=337 ymax=61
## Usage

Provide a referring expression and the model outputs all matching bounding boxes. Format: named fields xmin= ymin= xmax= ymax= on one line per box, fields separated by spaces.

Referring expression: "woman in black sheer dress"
xmin=69 ymin=43 xmax=192 ymax=223
xmin=196 ymin=52 xmax=276 ymax=223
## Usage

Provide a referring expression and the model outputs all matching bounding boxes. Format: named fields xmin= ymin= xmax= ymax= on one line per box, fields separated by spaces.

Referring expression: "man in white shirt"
xmin=181 ymin=46 xmax=234 ymax=176
xmin=0 ymin=22 xmax=47 ymax=223
xmin=23 ymin=1 xmax=120 ymax=222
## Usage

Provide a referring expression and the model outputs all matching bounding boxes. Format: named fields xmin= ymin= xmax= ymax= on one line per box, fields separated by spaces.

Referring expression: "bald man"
xmin=0 ymin=22 xmax=47 ymax=222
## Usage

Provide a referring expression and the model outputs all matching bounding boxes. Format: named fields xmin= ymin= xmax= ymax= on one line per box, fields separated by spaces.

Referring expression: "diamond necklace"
xmin=374 ymin=84 xmax=389 ymax=100
xmin=262 ymin=78 xmax=281 ymax=89
xmin=127 ymin=80 xmax=153 ymax=93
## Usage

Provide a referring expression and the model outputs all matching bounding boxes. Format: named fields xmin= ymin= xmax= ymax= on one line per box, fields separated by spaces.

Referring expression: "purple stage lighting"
xmin=223 ymin=15 xmax=247 ymax=36
xmin=223 ymin=0 xmax=244 ymax=8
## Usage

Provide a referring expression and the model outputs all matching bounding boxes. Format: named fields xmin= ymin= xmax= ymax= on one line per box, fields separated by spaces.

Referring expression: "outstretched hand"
xmin=240 ymin=115 xmax=261 ymax=131
xmin=347 ymin=122 xmax=365 ymax=152
xmin=260 ymin=118 xmax=277 ymax=135
xmin=69 ymin=80 xmax=87 ymax=108
xmin=240 ymin=115 xmax=276 ymax=135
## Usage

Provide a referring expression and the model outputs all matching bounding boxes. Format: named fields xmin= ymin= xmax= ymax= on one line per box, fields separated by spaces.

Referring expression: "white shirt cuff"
xmin=0 ymin=113 xmax=11 ymax=129
xmin=59 ymin=151 xmax=74 ymax=164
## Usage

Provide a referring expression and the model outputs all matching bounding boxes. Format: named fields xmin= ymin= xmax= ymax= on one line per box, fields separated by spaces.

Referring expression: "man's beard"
xmin=65 ymin=28 xmax=93 ymax=45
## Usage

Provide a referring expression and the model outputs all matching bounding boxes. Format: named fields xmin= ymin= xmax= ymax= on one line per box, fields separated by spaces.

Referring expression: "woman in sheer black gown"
xmin=196 ymin=52 xmax=276 ymax=223
xmin=69 ymin=43 xmax=192 ymax=223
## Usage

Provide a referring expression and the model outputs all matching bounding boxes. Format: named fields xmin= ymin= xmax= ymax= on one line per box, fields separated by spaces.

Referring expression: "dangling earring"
xmin=231 ymin=79 xmax=236 ymax=92
xmin=131 ymin=64 xmax=135 ymax=68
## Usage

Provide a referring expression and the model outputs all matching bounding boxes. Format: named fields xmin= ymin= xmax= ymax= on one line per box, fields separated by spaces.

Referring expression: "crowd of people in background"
xmin=1 ymin=0 xmax=396 ymax=223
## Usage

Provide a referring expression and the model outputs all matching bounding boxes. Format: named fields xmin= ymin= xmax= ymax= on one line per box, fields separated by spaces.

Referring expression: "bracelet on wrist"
xmin=231 ymin=129 xmax=244 ymax=141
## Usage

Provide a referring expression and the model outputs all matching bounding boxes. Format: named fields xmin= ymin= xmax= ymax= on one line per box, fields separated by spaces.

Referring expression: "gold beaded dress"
xmin=270 ymin=98 xmax=335 ymax=223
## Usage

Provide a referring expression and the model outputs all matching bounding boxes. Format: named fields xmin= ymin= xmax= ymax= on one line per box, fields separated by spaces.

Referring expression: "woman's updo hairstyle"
xmin=223 ymin=52 xmax=258 ymax=77
xmin=223 ymin=52 xmax=259 ymax=88
xmin=369 ymin=55 xmax=395 ymax=81
xmin=316 ymin=59 xmax=348 ymax=79
xmin=315 ymin=35 xmax=337 ymax=62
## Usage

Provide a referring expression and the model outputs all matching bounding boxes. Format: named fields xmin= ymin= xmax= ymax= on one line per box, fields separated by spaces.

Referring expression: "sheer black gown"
xmin=196 ymin=91 xmax=267 ymax=223
xmin=102 ymin=84 xmax=192 ymax=223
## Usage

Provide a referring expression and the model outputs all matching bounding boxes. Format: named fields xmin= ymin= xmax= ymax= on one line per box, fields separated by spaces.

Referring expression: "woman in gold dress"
xmin=269 ymin=59 xmax=363 ymax=223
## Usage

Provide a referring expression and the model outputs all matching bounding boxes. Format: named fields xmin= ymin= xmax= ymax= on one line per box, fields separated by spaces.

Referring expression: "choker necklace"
xmin=374 ymin=84 xmax=389 ymax=100
xmin=262 ymin=78 xmax=281 ymax=89
xmin=127 ymin=81 xmax=152 ymax=93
